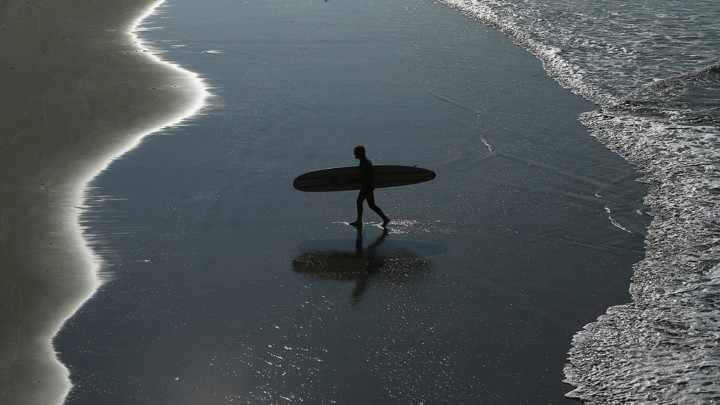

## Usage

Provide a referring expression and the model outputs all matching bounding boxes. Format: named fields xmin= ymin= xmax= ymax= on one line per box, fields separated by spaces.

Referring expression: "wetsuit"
xmin=356 ymin=157 xmax=389 ymax=224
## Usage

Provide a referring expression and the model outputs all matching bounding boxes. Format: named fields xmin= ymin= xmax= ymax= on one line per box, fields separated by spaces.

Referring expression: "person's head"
xmin=354 ymin=145 xmax=366 ymax=159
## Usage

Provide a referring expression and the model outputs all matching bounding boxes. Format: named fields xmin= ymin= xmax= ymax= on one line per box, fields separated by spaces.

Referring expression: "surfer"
xmin=349 ymin=146 xmax=391 ymax=228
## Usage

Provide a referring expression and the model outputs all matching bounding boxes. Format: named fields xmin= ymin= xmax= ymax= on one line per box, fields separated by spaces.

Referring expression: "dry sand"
xmin=0 ymin=0 xmax=205 ymax=403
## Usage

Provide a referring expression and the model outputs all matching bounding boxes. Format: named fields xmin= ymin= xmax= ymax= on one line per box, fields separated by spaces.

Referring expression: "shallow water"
xmin=56 ymin=0 xmax=648 ymax=403
xmin=445 ymin=0 xmax=720 ymax=402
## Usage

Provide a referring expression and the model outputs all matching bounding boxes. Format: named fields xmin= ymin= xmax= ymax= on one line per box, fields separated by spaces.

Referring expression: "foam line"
xmin=55 ymin=0 xmax=210 ymax=402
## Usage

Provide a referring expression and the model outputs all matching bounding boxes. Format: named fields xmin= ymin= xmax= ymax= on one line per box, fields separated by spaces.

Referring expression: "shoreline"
xmin=0 ymin=0 xmax=206 ymax=403
xmin=439 ymin=0 xmax=718 ymax=401
xmin=54 ymin=0 xmax=648 ymax=402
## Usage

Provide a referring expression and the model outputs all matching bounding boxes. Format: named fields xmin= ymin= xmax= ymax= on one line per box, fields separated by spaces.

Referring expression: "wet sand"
xmin=54 ymin=0 xmax=648 ymax=403
xmin=0 ymin=0 xmax=203 ymax=403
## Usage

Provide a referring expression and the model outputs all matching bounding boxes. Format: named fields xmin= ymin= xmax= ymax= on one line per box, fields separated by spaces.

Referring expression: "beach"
xmin=0 ymin=0 xmax=204 ymax=403
xmin=1 ymin=0 xmax=653 ymax=403
xmin=51 ymin=0 xmax=649 ymax=404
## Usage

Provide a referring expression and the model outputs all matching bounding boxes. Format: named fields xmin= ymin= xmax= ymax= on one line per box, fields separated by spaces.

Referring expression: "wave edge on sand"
xmin=0 ymin=0 xmax=209 ymax=403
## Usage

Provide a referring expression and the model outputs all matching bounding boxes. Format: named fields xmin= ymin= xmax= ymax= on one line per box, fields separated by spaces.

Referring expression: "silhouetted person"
xmin=349 ymin=146 xmax=390 ymax=228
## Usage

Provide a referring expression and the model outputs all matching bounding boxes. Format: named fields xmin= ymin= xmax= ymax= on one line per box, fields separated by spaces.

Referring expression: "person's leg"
xmin=366 ymin=191 xmax=390 ymax=227
xmin=350 ymin=191 xmax=366 ymax=226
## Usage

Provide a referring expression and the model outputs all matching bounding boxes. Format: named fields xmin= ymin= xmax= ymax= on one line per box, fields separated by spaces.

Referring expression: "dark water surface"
xmin=57 ymin=0 xmax=648 ymax=403
xmin=441 ymin=0 xmax=720 ymax=400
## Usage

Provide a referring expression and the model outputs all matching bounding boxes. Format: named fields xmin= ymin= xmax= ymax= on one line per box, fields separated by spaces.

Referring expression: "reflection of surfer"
xmin=292 ymin=230 xmax=438 ymax=305
xmin=351 ymin=226 xmax=389 ymax=303
xmin=349 ymin=146 xmax=391 ymax=228
xmin=355 ymin=226 xmax=389 ymax=273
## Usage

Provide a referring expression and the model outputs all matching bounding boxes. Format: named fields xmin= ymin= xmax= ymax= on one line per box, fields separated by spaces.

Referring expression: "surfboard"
xmin=293 ymin=165 xmax=436 ymax=192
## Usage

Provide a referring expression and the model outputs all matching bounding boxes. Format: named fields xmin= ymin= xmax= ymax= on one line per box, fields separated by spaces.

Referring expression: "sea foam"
xmin=440 ymin=0 xmax=720 ymax=402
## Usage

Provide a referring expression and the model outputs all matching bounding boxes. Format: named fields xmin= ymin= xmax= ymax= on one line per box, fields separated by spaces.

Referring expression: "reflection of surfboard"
xmin=293 ymin=238 xmax=444 ymax=279
xmin=292 ymin=236 xmax=444 ymax=304
xmin=293 ymin=165 xmax=436 ymax=192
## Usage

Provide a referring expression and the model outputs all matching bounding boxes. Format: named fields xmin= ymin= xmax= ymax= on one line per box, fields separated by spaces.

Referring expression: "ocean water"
xmin=444 ymin=0 xmax=720 ymax=402
xmin=53 ymin=0 xmax=662 ymax=403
